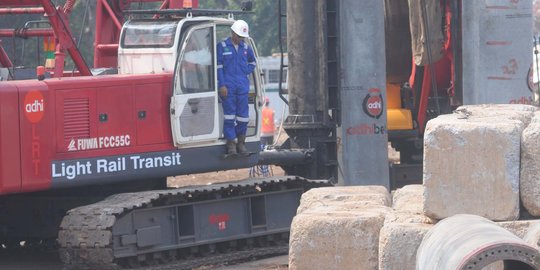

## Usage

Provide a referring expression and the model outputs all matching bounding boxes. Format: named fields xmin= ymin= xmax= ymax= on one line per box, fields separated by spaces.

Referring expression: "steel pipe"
xmin=95 ymin=44 xmax=118 ymax=53
xmin=0 ymin=0 xmax=41 ymax=7
xmin=0 ymin=29 xmax=53 ymax=37
xmin=416 ymin=214 xmax=540 ymax=270
xmin=0 ymin=8 xmax=44 ymax=15
xmin=257 ymin=149 xmax=313 ymax=166
xmin=99 ymin=0 xmax=122 ymax=30
xmin=0 ymin=42 xmax=12 ymax=68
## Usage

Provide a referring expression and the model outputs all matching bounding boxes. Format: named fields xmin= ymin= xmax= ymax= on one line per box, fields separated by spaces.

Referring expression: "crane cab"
xmin=119 ymin=17 xmax=265 ymax=148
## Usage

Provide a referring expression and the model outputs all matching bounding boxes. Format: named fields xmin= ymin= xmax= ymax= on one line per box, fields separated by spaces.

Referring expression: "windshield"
xmin=122 ymin=20 xmax=178 ymax=48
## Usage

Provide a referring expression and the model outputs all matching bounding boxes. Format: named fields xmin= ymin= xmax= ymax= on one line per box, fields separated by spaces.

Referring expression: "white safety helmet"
xmin=231 ymin=20 xmax=249 ymax=38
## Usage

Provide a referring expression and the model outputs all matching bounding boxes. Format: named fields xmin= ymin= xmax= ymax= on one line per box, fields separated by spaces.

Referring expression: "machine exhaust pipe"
xmin=257 ymin=149 xmax=313 ymax=166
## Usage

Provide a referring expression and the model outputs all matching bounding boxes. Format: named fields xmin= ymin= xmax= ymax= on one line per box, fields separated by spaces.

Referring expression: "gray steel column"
xmin=337 ymin=0 xmax=389 ymax=187
xmin=285 ymin=0 xmax=329 ymax=127
xmin=284 ymin=0 xmax=336 ymax=181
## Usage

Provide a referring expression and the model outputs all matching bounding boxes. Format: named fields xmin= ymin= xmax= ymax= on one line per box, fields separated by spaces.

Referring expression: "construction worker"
xmin=217 ymin=20 xmax=257 ymax=155
xmin=261 ymin=97 xmax=275 ymax=145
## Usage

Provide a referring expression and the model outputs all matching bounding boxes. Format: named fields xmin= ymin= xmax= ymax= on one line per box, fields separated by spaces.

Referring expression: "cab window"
xmin=176 ymin=27 xmax=214 ymax=94
xmin=122 ymin=20 xmax=177 ymax=48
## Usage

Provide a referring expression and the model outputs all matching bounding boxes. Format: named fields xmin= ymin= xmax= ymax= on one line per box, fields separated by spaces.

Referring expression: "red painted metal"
xmin=39 ymin=0 xmax=92 ymax=76
xmin=0 ymin=29 xmax=54 ymax=37
xmin=0 ymin=7 xmax=45 ymax=15
xmin=93 ymin=0 xmax=122 ymax=68
xmin=0 ymin=0 xmax=41 ymax=7
xmin=0 ymin=84 xmax=22 ymax=193
xmin=63 ymin=0 xmax=76 ymax=14
xmin=54 ymin=88 xmax=97 ymax=153
xmin=134 ymin=82 xmax=173 ymax=145
xmin=100 ymin=0 xmax=123 ymax=30
xmin=48 ymin=74 xmax=173 ymax=160
xmin=96 ymin=44 xmax=119 ymax=53
xmin=53 ymin=44 xmax=66 ymax=78
xmin=0 ymin=41 xmax=13 ymax=67
xmin=0 ymin=73 xmax=174 ymax=194
xmin=159 ymin=0 xmax=170 ymax=9
xmin=0 ymin=0 xmax=206 ymax=195
xmin=17 ymin=81 xmax=54 ymax=193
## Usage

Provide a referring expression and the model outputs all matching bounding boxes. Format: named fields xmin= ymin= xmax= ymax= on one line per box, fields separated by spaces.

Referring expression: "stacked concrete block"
xmin=287 ymin=104 xmax=540 ymax=270
xmin=378 ymin=185 xmax=434 ymax=270
xmin=289 ymin=186 xmax=391 ymax=270
xmin=455 ymin=104 xmax=537 ymax=127
xmin=378 ymin=222 xmax=432 ymax=270
xmin=524 ymin=221 xmax=540 ymax=248
xmin=386 ymin=185 xmax=435 ymax=224
xmin=498 ymin=220 xmax=540 ymax=239
xmin=521 ymin=112 xmax=540 ymax=216
xmin=423 ymin=105 xmax=533 ymax=221
xmin=296 ymin=185 xmax=390 ymax=214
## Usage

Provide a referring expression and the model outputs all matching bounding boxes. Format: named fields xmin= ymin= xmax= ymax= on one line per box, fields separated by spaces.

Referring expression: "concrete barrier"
xmin=521 ymin=112 xmax=540 ymax=216
xmin=289 ymin=206 xmax=389 ymax=270
xmin=498 ymin=220 xmax=540 ymax=239
xmin=297 ymin=186 xmax=390 ymax=214
xmin=455 ymin=104 xmax=536 ymax=127
xmin=378 ymin=222 xmax=432 ymax=270
xmin=423 ymin=112 xmax=524 ymax=221
xmin=290 ymin=185 xmax=391 ymax=270
xmin=524 ymin=221 xmax=540 ymax=248
xmin=386 ymin=185 xmax=435 ymax=224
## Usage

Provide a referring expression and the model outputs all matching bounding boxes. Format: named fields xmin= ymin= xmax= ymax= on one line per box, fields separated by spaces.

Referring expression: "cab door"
xmin=171 ymin=24 xmax=219 ymax=146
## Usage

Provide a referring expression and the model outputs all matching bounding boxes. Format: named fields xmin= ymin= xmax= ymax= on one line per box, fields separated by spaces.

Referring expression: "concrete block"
xmin=392 ymin=184 xmax=424 ymax=212
xmin=386 ymin=185 xmax=435 ymax=224
xmin=378 ymin=222 xmax=432 ymax=270
xmin=455 ymin=104 xmax=537 ymax=127
xmin=289 ymin=206 xmax=389 ymax=270
xmin=520 ymin=113 xmax=540 ymax=216
xmin=297 ymin=186 xmax=390 ymax=214
xmin=524 ymin=221 xmax=540 ymax=247
xmin=384 ymin=211 xmax=434 ymax=225
xmin=498 ymin=220 xmax=540 ymax=239
xmin=423 ymin=112 xmax=523 ymax=221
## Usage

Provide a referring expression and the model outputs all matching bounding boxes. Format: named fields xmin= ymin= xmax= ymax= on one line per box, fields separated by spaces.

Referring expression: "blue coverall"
xmin=217 ymin=37 xmax=257 ymax=140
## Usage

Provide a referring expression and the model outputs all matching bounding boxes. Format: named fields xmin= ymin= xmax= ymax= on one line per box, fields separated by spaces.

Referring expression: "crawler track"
xmin=58 ymin=176 xmax=328 ymax=269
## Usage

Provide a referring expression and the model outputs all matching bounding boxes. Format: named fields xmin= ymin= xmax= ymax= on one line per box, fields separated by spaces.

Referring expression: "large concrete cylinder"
xmin=417 ymin=214 xmax=540 ymax=270
xmin=336 ymin=0 xmax=389 ymax=187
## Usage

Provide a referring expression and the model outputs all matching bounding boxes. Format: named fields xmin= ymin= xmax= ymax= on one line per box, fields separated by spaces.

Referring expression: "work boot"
xmin=226 ymin=140 xmax=237 ymax=155
xmin=236 ymin=135 xmax=249 ymax=155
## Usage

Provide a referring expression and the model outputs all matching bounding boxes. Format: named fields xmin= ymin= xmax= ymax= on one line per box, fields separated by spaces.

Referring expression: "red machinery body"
xmin=0 ymin=0 xmax=264 ymax=196
xmin=1 ymin=70 xmax=258 ymax=195
xmin=0 ymin=74 xmax=175 ymax=194
xmin=1 ymin=71 xmax=258 ymax=195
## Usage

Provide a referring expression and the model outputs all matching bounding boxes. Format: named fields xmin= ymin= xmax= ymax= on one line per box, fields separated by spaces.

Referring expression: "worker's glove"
xmin=219 ymin=86 xmax=228 ymax=97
